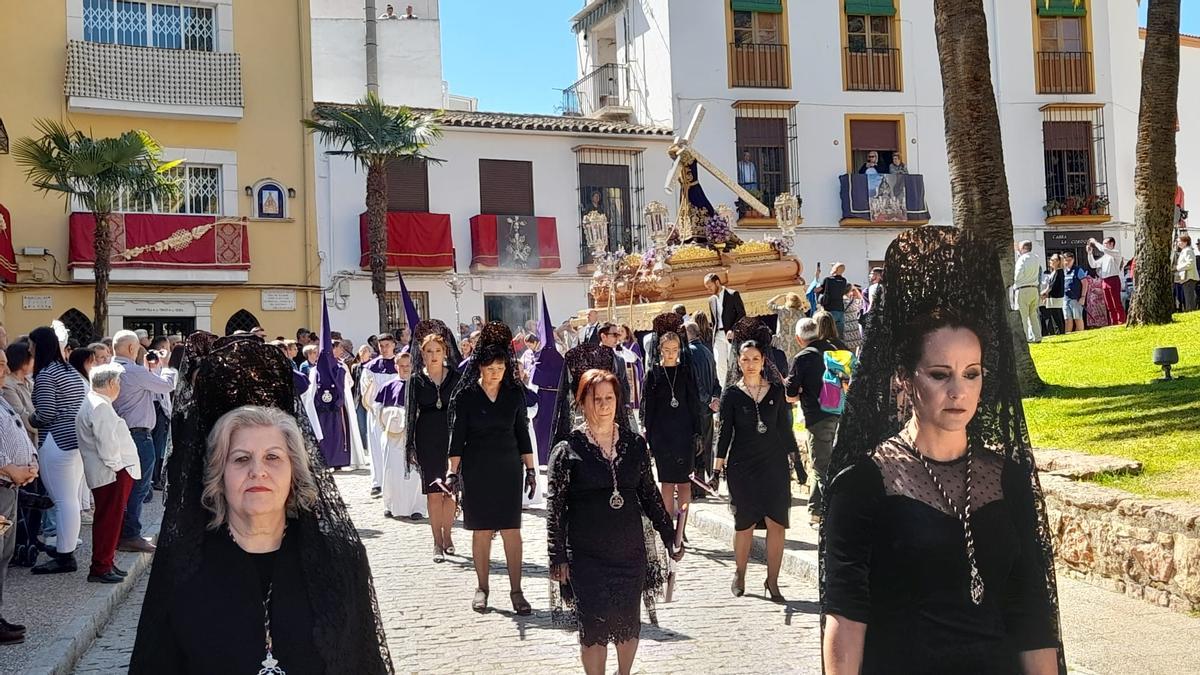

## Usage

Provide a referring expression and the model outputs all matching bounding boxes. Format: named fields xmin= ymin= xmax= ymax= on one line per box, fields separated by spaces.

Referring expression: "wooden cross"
xmin=664 ymin=104 xmax=771 ymax=217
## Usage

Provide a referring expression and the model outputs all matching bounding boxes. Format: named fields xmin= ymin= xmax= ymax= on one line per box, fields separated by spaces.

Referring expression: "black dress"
xmin=139 ymin=524 xmax=325 ymax=674
xmin=823 ymin=437 xmax=1059 ymax=673
xmin=449 ymin=384 xmax=533 ymax=530
xmin=407 ymin=368 xmax=460 ymax=494
xmin=547 ymin=427 xmax=675 ymax=647
xmin=716 ymin=382 xmax=796 ymax=530
xmin=641 ymin=364 xmax=701 ymax=483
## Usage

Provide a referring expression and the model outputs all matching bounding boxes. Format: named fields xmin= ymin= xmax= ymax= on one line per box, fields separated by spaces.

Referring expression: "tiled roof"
xmin=313 ymin=102 xmax=674 ymax=137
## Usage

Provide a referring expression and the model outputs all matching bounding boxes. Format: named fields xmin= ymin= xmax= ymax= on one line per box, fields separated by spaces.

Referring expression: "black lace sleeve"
xmin=404 ymin=374 xmax=422 ymax=466
xmin=716 ymin=386 xmax=736 ymax=460
xmin=1001 ymin=459 xmax=1060 ymax=652
xmin=512 ymin=385 xmax=534 ymax=456
xmin=546 ymin=439 xmax=575 ymax=566
xmin=448 ymin=387 xmax=469 ymax=459
xmin=822 ymin=458 xmax=884 ymax=624
xmin=774 ymin=384 xmax=798 ymax=455
xmin=633 ymin=434 xmax=675 ymax=547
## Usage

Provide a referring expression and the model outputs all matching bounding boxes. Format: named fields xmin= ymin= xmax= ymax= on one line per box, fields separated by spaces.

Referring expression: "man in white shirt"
xmin=1087 ymin=236 xmax=1126 ymax=324
xmin=1012 ymin=240 xmax=1043 ymax=343
xmin=1175 ymin=233 xmax=1199 ymax=311
xmin=705 ymin=273 xmax=746 ymax=386
xmin=76 ymin=364 xmax=140 ymax=584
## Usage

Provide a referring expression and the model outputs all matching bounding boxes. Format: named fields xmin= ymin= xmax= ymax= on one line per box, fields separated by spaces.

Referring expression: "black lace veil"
xmin=723 ymin=316 xmax=786 ymax=386
xmin=131 ymin=335 xmax=393 ymax=674
xmin=550 ymin=341 xmax=633 ymax=444
xmin=818 ymin=226 xmax=1064 ymax=671
xmin=405 ymin=319 xmax=462 ymax=466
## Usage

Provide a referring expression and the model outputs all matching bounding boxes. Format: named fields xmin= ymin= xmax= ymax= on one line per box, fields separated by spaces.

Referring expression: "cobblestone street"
xmin=73 ymin=469 xmax=823 ymax=674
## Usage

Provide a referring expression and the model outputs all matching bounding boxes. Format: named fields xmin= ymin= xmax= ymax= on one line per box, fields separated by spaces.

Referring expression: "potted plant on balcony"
xmin=735 ymin=188 xmax=766 ymax=219
xmin=1093 ymin=194 xmax=1110 ymax=215
xmin=1043 ymin=199 xmax=1063 ymax=218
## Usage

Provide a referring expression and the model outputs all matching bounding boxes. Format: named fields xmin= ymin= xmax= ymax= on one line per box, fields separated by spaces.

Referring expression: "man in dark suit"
xmin=704 ymin=273 xmax=746 ymax=387
xmin=579 ymin=309 xmax=601 ymax=345
xmin=597 ymin=321 xmax=632 ymax=410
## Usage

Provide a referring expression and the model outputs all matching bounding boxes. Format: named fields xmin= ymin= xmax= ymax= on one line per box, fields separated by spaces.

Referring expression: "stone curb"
xmin=18 ymin=522 xmax=161 ymax=675
xmin=687 ymin=502 xmax=819 ymax=583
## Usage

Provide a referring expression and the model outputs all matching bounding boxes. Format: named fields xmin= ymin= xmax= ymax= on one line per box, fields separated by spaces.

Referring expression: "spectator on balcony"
xmin=1086 ymin=237 xmax=1126 ymax=324
xmin=737 ymin=151 xmax=759 ymax=192
xmin=857 ymin=150 xmax=884 ymax=175
xmin=1012 ymin=241 xmax=1042 ymax=343
xmin=379 ymin=4 xmax=399 ymax=19
xmin=402 ymin=4 xmax=418 ymax=19
xmin=1175 ymin=233 xmax=1198 ymax=312
xmin=889 ymin=153 xmax=909 ymax=175
xmin=1061 ymin=252 xmax=1088 ymax=333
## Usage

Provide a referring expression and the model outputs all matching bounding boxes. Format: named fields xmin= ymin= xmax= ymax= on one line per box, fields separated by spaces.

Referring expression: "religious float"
xmin=576 ymin=105 xmax=804 ymax=330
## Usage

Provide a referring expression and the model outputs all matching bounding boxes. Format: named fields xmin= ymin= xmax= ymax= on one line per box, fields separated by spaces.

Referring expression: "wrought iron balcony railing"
xmin=562 ymin=63 xmax=631 ymax=117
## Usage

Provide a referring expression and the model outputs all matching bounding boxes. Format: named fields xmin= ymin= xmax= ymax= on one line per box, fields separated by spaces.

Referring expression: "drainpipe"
xmin=365 ymin=0 xmax=379 ymax=95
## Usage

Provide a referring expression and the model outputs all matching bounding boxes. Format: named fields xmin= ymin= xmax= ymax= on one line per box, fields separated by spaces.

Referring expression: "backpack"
xmin=818 ymin=349 xmax=858 ymax=415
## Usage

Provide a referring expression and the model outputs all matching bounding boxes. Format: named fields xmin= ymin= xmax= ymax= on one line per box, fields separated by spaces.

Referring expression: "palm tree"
xmin=933 ymin=0 xmax=1042 ymax=391
xmin=14 ymin=121 xmax=181 ymax=339
xmin=302 ymin=93 xmax=441 ymax=332
xmin=1127 ymin=0 xmax=1181 ymax=326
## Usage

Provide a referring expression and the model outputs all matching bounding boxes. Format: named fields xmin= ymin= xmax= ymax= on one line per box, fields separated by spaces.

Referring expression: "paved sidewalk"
xmin=1 ymin=498 xmax=162 ymax=675
xmin=686 ymin=484 xmax=1200 ymax=675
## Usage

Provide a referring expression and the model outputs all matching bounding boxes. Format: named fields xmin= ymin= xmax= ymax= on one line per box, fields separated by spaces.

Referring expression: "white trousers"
xmin=1015 ymin=287 xmax=1042 ymax=342
xmin=714 ymin=330 xmax=731 ymax=388
xmin=366 ymin=411 xmax=386 ymax=489
xmin=39 ymin=433 xmax=84 ymax=555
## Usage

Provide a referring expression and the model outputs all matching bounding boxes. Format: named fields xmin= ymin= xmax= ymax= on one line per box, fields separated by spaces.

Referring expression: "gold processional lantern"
xmin=582 ymin=209 xmax=610 ymax=259
xmin=774 ymin=192 xmax=800 ymax=237
xmin=643 ymin=200 xmax=670 ymax=248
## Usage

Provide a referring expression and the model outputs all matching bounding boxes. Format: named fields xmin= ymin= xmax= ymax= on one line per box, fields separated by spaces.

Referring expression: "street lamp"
xmin=644 ymin=201 xmax=670 ymax=248
xmin=444 ymin=270 xmax=468 ymax=333
xmin=583 ymin=209 xmax=629 ymax=319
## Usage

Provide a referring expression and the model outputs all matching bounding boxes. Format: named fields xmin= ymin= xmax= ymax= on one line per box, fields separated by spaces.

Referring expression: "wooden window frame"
xmin=840 ymin=0 xmax=903 ymax=92
xmin=478 ymin=159 xmax=535 ymax=215
xmin=724 ymin=1 xmax=791 ymax=89
xmin=1030 ymin=0 xmax=1095 ymax=95
xmin=733 ymin=101 xmax=800 ymax=226
xmin=843 ymin=113 xmax=907 ymax=174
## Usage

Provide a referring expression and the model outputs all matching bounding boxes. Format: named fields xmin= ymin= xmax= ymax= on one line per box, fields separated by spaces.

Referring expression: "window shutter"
xmin=731 ymin=0 xmax=783 ymax=13
xmin=849 ymin=120 xmax=900 ymax=150
xmin=385 ymin=158 xmax=429 ymax=212
xmin=844 ymin=0 xmax=896 ymax=17
xmin=479 ymin=159 xmax=535 ymax=215
xmin=1043 ymin=121 xmax=1091 ymax=150
xmin=736 ymin=117 xmax=787 ymax=147
xmin=1036 ymin=0 xmax=1086 ymax=17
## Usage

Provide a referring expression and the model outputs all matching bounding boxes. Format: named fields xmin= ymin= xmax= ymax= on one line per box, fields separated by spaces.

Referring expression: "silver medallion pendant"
xmin=670 ymin=397 xmax=679 ymax=408
xmin=969 ymin=565 xmax=985 ymax=605
xmin=756 ymin=420 xmax=768 ymax=434
xmin=320 ymin=390 xmax=333 ymax=404
xmin=436 ymin=398 xmax=443 ymax=410
xmin=259 ymin=651 xmax=285 ymax=675
xmin=609 ymin=491 xmax=625 ymax=510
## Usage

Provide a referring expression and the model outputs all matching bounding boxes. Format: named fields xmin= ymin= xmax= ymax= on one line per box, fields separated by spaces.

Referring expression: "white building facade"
xmin=311 ymin=0 xmax=673 ymax=344
xmin=570 ymin=0 xmax=1193 ymax=282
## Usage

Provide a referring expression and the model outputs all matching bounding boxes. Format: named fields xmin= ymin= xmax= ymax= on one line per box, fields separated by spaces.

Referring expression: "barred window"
xmin=224 ymin=309 xmax=260 ymax=336
xmin=59 ymin=309 xmax=96 ymax=344
xmin=84 ymin=0 xmax=215 ymax=52
xmin=117 ymin=165 xmax=221 ymax=215
xmin=574 ymin=146 xmax=644 ymax=264
xmin=384 ymin=291 xmax=429 ymax=336
xmin=733 ymin=102 xmax=799 ymax=220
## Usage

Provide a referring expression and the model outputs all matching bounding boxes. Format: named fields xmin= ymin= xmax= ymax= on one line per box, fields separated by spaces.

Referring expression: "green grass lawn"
xmin=1025 ymin=311 xmax=1200 ymax=502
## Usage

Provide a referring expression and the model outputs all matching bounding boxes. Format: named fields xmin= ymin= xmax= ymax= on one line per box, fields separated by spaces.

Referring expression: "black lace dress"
xmin=547 ymin=427 xmax=675 ymax=647
xmin=448 ymin=384 xmax=533 ymax=530
xmin=823 ymin=437 xmax=1059 ymax=673
xmin=716 ymin=382 xmax=797 ymax=530
xmin=406 ymin=368 xmax=460 ymax=495
xmin=641 ymin=364 xmax=701 ymax=483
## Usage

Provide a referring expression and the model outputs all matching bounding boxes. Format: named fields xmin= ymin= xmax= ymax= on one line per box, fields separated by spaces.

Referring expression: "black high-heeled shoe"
xmin=764 ymin=579 xmax=785 ymax=602
xmin=731 ymin=572 xmax=745 ymax=597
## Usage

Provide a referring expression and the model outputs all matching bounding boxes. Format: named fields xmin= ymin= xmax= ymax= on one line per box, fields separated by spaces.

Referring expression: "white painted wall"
xmin=312 ymin=11 xmax=444 ymax=107
xmin=1169 ymin=43 xmax=1200 ymax=219
xmin=316 ymin=127 xmax=674 ymax=345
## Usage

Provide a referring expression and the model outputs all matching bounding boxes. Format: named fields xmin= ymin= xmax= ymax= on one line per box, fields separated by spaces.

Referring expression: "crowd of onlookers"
xmin=1013 ymin=236 xmax=1133 ymax=343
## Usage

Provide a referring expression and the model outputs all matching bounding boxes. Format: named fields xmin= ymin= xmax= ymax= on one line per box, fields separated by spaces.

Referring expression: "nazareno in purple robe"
xmin=313 ymin=362 xmax=351 ymax=468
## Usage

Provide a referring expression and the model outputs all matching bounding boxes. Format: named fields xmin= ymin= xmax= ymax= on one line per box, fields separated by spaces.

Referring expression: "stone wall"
xmin=1042 ymin=474 xmax=1200 ymax=613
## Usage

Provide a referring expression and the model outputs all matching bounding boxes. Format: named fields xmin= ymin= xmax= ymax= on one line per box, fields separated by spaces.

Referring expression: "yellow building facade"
xmin=0 ymin=0 xmax=320 ymax=340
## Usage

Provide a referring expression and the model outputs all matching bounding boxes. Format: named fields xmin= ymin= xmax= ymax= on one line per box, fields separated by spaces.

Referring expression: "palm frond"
xmin=302 ymin=92 xmax=443 ymax=170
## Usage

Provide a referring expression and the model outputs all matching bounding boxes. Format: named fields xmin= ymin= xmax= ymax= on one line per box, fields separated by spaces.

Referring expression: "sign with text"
xmin=261 ymin=289 xmax=297 ymax=311
xmin=22 ymin=295 xmax=52 ymax=311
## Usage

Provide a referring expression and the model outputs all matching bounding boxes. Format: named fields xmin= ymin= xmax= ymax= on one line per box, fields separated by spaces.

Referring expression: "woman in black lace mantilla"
xmin=547 ymin=367 xmax=681 ymax=675
xmin=820 ymin=227 xmax=1064 ymax=674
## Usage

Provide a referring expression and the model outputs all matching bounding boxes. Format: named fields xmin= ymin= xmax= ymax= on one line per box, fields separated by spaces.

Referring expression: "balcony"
xmin=839 ymin=173 xmax=930 ymax=226
xmin=68 ymin=212 xmax=249 ymax=283
xmin=469 ymin=215 xmax=560 ymax=274
xmin=1036 ymin=51 xmax=1093 ymax=94
xmin=64 ymin=40 xmax=244 ymax=121
xmin=357 ymin=212 xmax=455 ymax=271
xmin=1043 ymin=194 xmax=1111 ymax=225
xmin=844 ymin=47 xmax=902 ymax=92
xmin=562 ymin=64 xmax=633 ymax=120
xmin=728 ymin=42 xmax=789 ymax=88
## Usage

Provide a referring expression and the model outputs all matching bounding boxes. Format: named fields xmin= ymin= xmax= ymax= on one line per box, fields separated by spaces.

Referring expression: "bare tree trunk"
xmin=1128 ymin=0 xmax=1181 ymax=326
xmin=92 ymin=212 xmax=113 ymax=340
xmin=933 ymin=0 xmax=1042 ymax=392
xmin=366 ymin=162 xmax=390 ymax=333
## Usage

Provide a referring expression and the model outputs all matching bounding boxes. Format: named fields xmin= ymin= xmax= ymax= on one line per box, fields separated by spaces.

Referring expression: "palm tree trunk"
xmin=1127 ymin=0 xmax=1180 ymax=326
xmin=92 ymin=212 xmax=113 ymax=340
xmin=933 ymin=0 xmax=1043 ymax=392
xmin=366 ymin=161 xmax=390 ymax=333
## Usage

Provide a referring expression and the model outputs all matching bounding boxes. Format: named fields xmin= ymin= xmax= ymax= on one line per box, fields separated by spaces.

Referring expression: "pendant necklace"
xmin=258 ymin=584 xmax=285 ymax=674
xmin=429 ymin=369 xmax=445 ymax=410
xmin=586 ymin=423 xmax=624 ymax=509
xmin=907 ymin=439 xmax=985 ymax=606
xmin=748 ymin=380 xmax=768 ymax=434
xmin=664 ymin=364 xmax=680 ymax=408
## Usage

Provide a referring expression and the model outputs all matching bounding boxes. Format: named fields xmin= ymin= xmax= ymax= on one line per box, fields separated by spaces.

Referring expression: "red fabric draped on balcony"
xmin=0 ymin=203 xmax=17 ymax=283
xmin=68 ymin=213 xmax=249 ymax=269
xmin=469 ymin=215 xmax=560 ymax=273
xmin=357 ymin=211 xmax=455 ymax=270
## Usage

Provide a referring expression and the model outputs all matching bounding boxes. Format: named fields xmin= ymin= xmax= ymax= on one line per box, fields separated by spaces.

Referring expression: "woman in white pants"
xmin=28 ymin=326 xmax=89 ymax=575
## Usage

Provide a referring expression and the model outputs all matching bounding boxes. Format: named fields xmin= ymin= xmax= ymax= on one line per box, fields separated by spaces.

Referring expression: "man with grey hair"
xmin=77 ymin=364 xmax=140 ymax=583
xmin=110 ymin=330 xmax=173 ymax=553
xmin=133 ymin=329 xmax=150 ymax=349
xmin=1012 ymin=239 xmax=1042 ymax=343
xmin=786 ymin=317 xmax=841 ymax=525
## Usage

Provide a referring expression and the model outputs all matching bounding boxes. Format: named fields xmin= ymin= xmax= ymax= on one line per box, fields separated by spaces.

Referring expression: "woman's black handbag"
xmin=18 ymin=488 xmax=53 ymax=511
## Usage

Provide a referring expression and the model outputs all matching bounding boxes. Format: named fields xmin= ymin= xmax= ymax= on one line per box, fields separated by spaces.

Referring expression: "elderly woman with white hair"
xmin=76 ymin=363 xmax=141 ymax=583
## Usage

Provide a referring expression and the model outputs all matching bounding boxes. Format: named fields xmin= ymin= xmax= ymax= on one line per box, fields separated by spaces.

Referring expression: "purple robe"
xmin=375 ymin=378 xmax=407 ymax=409
xmin=313 ymin=364 xmax=350 ymax=468
xmin=528 ymin=294 xmax=564 ymax=465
